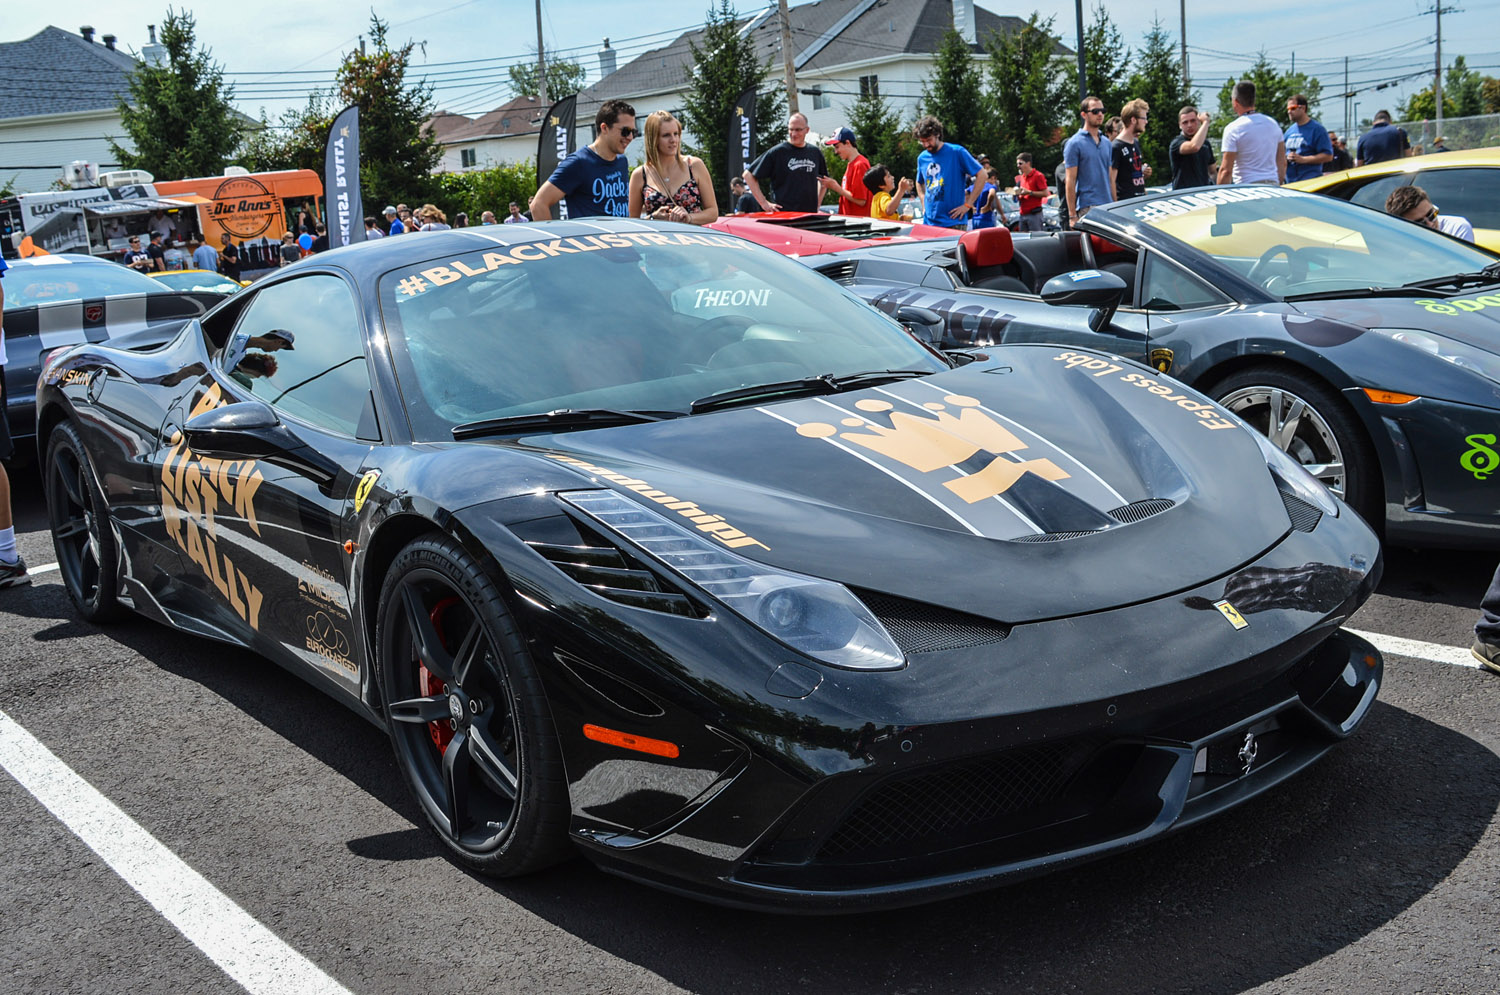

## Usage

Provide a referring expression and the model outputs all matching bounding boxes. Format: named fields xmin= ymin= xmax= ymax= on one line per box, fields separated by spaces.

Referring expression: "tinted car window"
xmin=378 ymin=230 xmax=946 ymax=439
xmin=1140 ymin=253 xmax=1230 ymax=310
xmin=3 ymin=257 xmax=167 ymax=310
xmin=1415 ymin=168 xmax=1500 ymax=230
xmin=223 ymin=274 xmax=376 ymax=439
xmin=1347 ymin=174 xmax=1410 ymax=211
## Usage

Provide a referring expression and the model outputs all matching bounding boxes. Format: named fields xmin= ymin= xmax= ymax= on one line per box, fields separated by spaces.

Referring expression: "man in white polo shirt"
xmin=1217 ymin=80 xmax=1285 ymax=185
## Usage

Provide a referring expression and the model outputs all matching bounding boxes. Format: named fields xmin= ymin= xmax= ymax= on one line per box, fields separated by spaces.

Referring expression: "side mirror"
xmin=184 ymin=399 xmax=339 ymax=486
xmin=1041 ymin=269 xmax=1126 ymax=332
xmin=895 ymin=305 xmax=944 ymax=347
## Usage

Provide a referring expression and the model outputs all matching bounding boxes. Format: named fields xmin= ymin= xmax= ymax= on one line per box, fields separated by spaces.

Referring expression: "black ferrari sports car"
xmin=3 ymin=253 xmax=227 ymax=449
xmin=39 ymin=220 xmax=1384 ymax=911
xmin=806 ymin=185 xmax=1500 ymax=547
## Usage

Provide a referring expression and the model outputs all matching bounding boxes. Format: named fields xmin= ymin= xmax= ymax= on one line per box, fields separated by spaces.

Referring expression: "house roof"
xmin=437 ymin=95 xmax=549 ymax=144
xmin=425 ymin=110 xmax=477 ymax=143
xmin=0 ymin=26 xmax=141 ymax=120
xmin=575 ymin=0 xmax=1053 ymax=111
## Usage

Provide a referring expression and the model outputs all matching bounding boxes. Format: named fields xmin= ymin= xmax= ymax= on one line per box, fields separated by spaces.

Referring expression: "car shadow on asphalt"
xmin=1377 ymin=544 xmax=1497 ymax=608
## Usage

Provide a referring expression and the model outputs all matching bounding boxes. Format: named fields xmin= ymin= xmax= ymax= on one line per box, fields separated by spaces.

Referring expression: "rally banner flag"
xmin=537 ymin=94 xmax=578 ymax=218
xmin=324 ymin=105 xmax=364 ymax=247
xmin=726 ymin=89 xmax=758 ymax=192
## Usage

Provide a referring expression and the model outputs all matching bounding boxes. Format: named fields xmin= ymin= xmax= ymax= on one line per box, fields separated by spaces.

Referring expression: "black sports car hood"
xmin=522 ymin=346 xmax=1300 ymax=622
xmin=1292 ymin=290 xmax=1500 ymax=353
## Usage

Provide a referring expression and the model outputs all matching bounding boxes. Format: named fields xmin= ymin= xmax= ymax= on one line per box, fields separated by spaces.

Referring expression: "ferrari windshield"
xmin=1113 ymin=187 xmax=1497 ymax=299
xmin=378 ymin=229 xmax=946 ymax=439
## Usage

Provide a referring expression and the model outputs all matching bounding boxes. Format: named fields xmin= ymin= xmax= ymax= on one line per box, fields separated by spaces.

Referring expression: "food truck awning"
xmin=83 ymin=196 xmax=209 ymax=215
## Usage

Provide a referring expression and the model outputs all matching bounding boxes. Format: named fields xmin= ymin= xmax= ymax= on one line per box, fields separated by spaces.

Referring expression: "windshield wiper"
xmin=1402 ymin=262 xmax=1500 ymax=291
xmin=1283 ymin=286 xmax=1434 ymax=302
xmin=452 ymin=408 xmax=681 ymax=439
xmin=688 ymin=370 xmax=932 ymax=414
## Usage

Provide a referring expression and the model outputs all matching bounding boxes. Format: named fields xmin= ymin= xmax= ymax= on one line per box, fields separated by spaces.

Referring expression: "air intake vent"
xmin=1107 ymin=497 xmax=1176 ymax=523
xmin=1277 ymin=485 xmax=1323 ymax=532
xmin=814 ymin=260 xmax=857 ymax=283
xmin=525 ymin=537 xmax=703 ymax=617
xmin=851 ymin=589 xmax=1010 ymax=653
xmin=761 ymin=215 xmax=904 ymax=241
xmin=1011 ymin=530 xmax=1099 ymax=542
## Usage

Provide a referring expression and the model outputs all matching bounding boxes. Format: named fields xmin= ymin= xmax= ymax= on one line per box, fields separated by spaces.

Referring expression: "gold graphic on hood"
xmin=795 ymin=394 xmax=1070 ymax=504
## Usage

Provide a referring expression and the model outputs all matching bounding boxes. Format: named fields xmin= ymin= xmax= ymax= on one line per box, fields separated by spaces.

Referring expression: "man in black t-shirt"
xmin=743 ymin=112 xmax=840 ymax=213
xmin=1168 ymin=105 xmax=1216 ymax=189
xmin=1110 ymin=99 xmax=1150 ymax=200
xmin=146 ymin=231 xmax=167 ymax=272
xmin=219 ymin=234 xmax=242 ymax=281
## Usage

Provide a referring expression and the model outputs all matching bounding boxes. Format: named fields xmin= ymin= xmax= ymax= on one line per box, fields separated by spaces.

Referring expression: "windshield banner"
xmin=324 ymin=105 xmax=364 ymax=247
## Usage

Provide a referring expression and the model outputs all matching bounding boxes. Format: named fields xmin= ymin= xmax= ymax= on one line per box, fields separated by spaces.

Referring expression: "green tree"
xmin=1483 ymin=77 xmax=1500 ymax=114
xmin=844 ymin=85 xmax=916 ymax=182
xmin=1083 ymin=4 xmax=1132 ymax=119
xmin=110 ymin=9 xmax=242 ymax=179
xmin=1400 ymin=85 xmax=1457 ymax=122
xmin=508 ymin=58 xmax=587 ymax=101
xmin=1125 ymin=20 xmax=1196 ymax=180
xmin=1447 ymin=56 xmax=1486 ymax=117
xmin=238 ymin=94 xmax=333 ymax=175
xmin=1213 ymin=53 xmax=1320 ymax=136
xmin=334 ymin=15 xmax=443 ymax=212
xmin=679 ymin=0 xmax=787 ymax=206
xmin=436 ymin=160 xmax=538 ymax=218
xmin=922 ymin=29 xmax=988 ymax=151
xmin=984 ymin=14 xmax=1071 ymax=175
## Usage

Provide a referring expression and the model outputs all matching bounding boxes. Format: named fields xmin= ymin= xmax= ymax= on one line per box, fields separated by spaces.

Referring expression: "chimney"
xmin=952 ymin=0 xmax=977 ymax=44
xmin=102 ymin=34 xmax=117 ymax=51
xmin=80 ymin=25 xmax=96 ymax=43
xmin=148 ymin=24 xmax=157 ymax=44
xmin=598 ymin=37 xmax=617 ymax=79
xmin=143 ymin=25 xmax=166 ymax=67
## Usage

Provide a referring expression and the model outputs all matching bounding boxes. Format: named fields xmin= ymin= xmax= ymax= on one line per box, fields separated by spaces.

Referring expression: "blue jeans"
xmin=1476 ymin=562 xmax=1500 ymax=645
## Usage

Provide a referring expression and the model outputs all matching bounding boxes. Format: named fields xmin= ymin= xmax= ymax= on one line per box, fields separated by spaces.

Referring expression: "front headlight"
xmin=1372 ymin=327 xmax=1500 ymax=386
xmin=562 ymin=490 xmax=905 ymax=671
xmin=1252 ymin=429 xmax=1340 ymax=517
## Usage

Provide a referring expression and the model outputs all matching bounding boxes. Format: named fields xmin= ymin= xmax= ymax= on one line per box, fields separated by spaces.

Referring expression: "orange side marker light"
xmin=1362 ymin=388 xmax=1419 ymax=405
xmin=343 ymin=540 xmax=356 ymax=555
xmin=583 ymin=723 xmax=680 ymax=758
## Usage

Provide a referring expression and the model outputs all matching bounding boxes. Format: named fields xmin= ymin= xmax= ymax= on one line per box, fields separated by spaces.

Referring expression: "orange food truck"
xmin=155 ymin=168 xmax=323 ymax=251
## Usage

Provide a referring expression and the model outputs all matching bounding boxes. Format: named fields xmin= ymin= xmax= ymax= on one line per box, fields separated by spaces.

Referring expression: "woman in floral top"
xmin=628 ymin=110 xmax=719 ymax=224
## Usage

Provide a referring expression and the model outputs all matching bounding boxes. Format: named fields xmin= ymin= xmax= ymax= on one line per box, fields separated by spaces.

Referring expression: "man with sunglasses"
xmin=530 ymin=98 xmax=636 ymax=220
xmin=1385 ymin=185 xmax=1474 ymax=243
xmin=743 ymin=112 xmax=840 ymax=214
xmin=1064 ymin=96 xmax=1114 ymax=225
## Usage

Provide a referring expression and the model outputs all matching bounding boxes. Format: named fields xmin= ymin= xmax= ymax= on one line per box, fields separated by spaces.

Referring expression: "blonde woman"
xmin=417 ymin=205 xmax=451 ymax=231
xmin=628 ymin=110 xmax=718 ymax=224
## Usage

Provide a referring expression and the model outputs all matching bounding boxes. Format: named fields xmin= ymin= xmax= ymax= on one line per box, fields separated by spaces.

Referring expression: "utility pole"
xmin=1435 ymin=2 xmax=1443 ymax=136
xmin=1344 ymin=56 xmax=1350 ymax=137
xmin=1075 ymin=0 xmax=1086 ymax=102
xmin=779 ymin=0 xmax=798 ymax=114
xmin=535 ymin=0 xmax=548 ymax=105
xmin=1180 ymin=0 xmax=1189 ymax=91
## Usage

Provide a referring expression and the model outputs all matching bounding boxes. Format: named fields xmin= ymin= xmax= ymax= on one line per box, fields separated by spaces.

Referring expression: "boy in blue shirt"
xmin=912 ymin=116 xmax=985 ymax=229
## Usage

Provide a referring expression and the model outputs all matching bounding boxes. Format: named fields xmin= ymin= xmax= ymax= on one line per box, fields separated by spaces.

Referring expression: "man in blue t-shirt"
xmin=1283 ymin=94 xmax=1333 ymax=183
xmin=530 ymin=99 xmax=635 ymax=220
xmin=1064 ymin=95 xmax=1114 ymax=224
xmin=912 ymin=115 xmax=984 ymax=229
xmin=1356 ymin=110 xmax=1410 ymax=166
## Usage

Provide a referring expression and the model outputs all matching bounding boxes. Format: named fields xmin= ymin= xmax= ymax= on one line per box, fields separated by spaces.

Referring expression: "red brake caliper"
xmin=419 ymin=596 xmax=461 ymax=754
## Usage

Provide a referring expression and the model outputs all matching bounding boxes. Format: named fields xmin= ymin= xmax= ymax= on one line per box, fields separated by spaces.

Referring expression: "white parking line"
xmin=28 ymin=562 xmax=60 ymax=575
xmin=1348 ymin=628 xmax=1483 ymax=669
xmin=0 ymin=710 xmax=353 ymax=995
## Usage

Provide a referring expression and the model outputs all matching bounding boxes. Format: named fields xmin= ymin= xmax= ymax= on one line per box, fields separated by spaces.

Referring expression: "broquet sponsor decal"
xmin=158 ymin=383 xmax=265 ymax=629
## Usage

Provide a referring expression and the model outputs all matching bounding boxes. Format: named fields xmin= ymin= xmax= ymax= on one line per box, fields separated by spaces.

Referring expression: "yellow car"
xmin=147 ymin=269 xmax=248 ymax=294
xmin=1288 ymin=146 xmax=1500 ymax=252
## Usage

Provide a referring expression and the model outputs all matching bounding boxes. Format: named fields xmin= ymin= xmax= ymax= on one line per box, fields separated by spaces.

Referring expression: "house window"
xmin=859 ymin=75 xmax=879 ymax=98
xmin=461 ymin=148 xmax=477 ymax=168
xmin=812 ymin=89 xmax=831 ymax=111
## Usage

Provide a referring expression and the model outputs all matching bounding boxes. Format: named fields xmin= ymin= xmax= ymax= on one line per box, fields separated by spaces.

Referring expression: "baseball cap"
xmin=383 ymin=205 xmax=397 ymax=215
xmin=264 ymin=329 xmax=296 ymax=349
xmin=823 ymin=126 xmax=856 ymax=146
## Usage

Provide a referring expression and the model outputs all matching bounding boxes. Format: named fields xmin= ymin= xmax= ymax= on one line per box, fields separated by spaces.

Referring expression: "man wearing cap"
xmin=236 ymin=329 xmax=295 ymax=381
xmin=825 ymin=127 xmax=869 ymax=216
xmin=383 ymin=206 xmax=404 ymax=236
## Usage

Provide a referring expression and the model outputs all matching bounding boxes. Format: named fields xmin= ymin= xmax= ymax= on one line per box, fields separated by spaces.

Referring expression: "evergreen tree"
xmin=1213 ymin=53 xmax=1320 ymax=134
xmin=1083 ymin=5 xmax=1132 ymax=120
xmin=679 ymin=0 xmax=786 ymax=206
xmin=1125 ymin=20 xmax=1196 ymax=180
xmin=1405 ymin=57 xmax=1488 ymax=120
xmin=844 ymin=86 xmax=916 ymax=185
xmin=508 ymin=58 xmax=587 ymax=101
xmin=1483 ymin=77 xmax=1500 ymax=114
xmin=110 ymin=10 xmax=242 ymax=179
xmin=335 ymin=15 xmax=443 ymax=212
xmin=238 ymin=95 xmax=333 ymax=175
xmin=922 ymin=29 xmax=988 ymax=152
xmin=984 ymin=14 xmax=1071 ymax=175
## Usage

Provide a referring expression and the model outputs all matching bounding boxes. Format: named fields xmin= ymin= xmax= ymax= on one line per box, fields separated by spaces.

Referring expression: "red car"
xmin=708 ymin=210 xmax=954 ymax=256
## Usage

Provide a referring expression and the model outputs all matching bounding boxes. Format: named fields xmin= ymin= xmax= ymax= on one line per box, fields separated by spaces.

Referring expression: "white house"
xmin=430 ymin=96 xmax=549 ymax=173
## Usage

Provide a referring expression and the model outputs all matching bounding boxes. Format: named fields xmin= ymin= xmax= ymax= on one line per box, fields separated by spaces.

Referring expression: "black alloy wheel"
xmin=377 ymin=534 xmax=570 ymax=876
xmin=45 ymin=422 xmax=125 ymax=622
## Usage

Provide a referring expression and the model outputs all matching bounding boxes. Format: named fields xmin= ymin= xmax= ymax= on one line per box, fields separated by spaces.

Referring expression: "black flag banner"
xmin=324 ymin=105 xmax=364 ymax=247
xmin=726 ymin=89 xmax=757 ymax=197
xmin=537 ymin=94 xmax=578 ymax=219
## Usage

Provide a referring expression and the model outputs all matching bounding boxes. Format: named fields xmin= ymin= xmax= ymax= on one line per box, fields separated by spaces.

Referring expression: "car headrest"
xmin=958 ymin=227 xmax=1013 ymax=267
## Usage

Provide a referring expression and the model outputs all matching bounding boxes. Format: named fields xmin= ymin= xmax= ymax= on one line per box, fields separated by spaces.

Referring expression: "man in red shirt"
xmin=826 ymin=127 xmax=869 ymax=216
xmin=1014 ymin=152 xmax=1050 ymax=232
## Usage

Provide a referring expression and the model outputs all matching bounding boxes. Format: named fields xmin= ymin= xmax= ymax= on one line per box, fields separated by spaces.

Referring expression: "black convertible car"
xmin=807 ymin=186 xmax=1500 ymax=547
xmin=39 ymin=221 xmax=1383 ymax=911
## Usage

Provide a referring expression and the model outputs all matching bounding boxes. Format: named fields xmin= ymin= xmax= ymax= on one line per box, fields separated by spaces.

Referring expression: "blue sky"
xmin=11 ymin=0 xmax=1500 ymax=135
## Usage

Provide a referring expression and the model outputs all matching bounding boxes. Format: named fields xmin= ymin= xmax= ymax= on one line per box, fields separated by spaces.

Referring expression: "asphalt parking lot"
xmin=2 ymin=462 xmax=1498 ymax=995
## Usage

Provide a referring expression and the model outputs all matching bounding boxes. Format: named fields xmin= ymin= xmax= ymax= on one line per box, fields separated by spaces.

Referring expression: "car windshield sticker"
xmin=394 ymin=231 xmax=756 ymax=298
xmin=1126 ymin=185 xmax=1302 ymax=223
xmin=543 ymin=454 xmax=769 ymax=550
xmin=1415 ymin=294 xmax=1500 ymax=314
xmin=1053 ymin=352 xmax=1238 ymax=430
xmin=1462 ymin=434 xmax=1498 ymax=480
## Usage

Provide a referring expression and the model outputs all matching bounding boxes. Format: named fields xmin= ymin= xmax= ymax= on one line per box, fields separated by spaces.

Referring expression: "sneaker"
xmin=0 ymin=554 xmax=29 ymax=589
xmin=1472 ymin=638 xmax=1500 ymax=676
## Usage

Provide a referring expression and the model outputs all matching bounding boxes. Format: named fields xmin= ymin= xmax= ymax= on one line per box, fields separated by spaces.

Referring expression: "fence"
xmin=1378 ymin=113 xmax=1500 ymax=153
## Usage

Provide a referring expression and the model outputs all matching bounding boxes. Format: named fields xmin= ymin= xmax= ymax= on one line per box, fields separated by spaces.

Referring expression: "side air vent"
xmin=1107 ymin=497 xmax=1176 ymax=523
xmin=518 ymin=511 xmax=709 ymax=618
xmin=814 ymin=260 xmax=858 ymax=283
xmin=1276 ymin=484 xmax=1323 ymax=532
xmin=851 ymin=588 xmax=1010 ymax=654
xmin=1011 ymin=530 xmax=1099 ymax=542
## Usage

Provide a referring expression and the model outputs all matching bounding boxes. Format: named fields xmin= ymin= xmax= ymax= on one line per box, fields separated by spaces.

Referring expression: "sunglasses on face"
xmin=617 ymin=126 xmax=637 ymax=138
xmin=1086 ymin=108 xmax=1105 ymax=114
